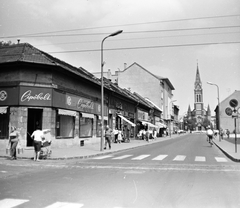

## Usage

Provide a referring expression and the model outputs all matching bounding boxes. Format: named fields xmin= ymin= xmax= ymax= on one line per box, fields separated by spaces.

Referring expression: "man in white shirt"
xmin=31 ymin=126 xmax=44 ymax=161
xmin=206 ymin=126 xmax=214 ymax=146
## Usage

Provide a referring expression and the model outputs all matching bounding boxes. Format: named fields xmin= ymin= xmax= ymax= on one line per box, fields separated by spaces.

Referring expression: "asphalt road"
xmin=1 ymin=133 xmax=240 ymax=208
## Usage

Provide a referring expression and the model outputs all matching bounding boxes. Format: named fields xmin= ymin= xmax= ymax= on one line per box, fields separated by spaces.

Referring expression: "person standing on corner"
xmin=104 ymin=125 xmax=112 ymax=150
xmin=8 ymin=126 xmax=20 ymax=160
xmin=31 ymin=126 xmax=44 ymax=161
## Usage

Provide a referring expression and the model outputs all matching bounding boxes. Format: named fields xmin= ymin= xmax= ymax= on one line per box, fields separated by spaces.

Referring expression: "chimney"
xmin=124 ymin=63 xmax=127 ymax=70
xmin=17 ymin=39 xmax=20 ymax=44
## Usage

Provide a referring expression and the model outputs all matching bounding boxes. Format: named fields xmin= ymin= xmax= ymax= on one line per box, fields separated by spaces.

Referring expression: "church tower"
xmin=194 ymin=64 xmax=204 ymax=117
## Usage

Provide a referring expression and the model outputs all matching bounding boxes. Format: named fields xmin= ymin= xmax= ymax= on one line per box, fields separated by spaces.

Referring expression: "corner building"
xmin=0 ymin=43 xmax=107 ymax=148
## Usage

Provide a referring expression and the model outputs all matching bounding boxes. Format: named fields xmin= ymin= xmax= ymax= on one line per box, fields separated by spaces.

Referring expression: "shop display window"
xmin=56 ymin=115 xmax=75 ymax=138
xmin=79 ymin=117 xmax=93 ymax=138
xmin=0 ymin=113 xmax=9 ymax=139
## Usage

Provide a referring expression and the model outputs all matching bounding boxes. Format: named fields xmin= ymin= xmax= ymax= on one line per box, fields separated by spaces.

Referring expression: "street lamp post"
xmin=100 ymin=30 xmax=123 ymax=151
xmin=207 ymin=81 xmax=221 ymax=141
xmin=169 ymin=100 xmax=177 ymax=137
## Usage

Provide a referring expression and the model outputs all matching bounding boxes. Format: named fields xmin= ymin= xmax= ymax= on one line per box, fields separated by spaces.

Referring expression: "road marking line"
xmin=173 ymin=155 xmax=186 ymax=161
xmin=131 ymin=155 xmax=150 ymax=160
xmin=215 ymin=157 xmax=228 ymax=162
xmin=93 ymin=155 xmax=113 ymax=160
xmin=112 ymin=155 xmax=133 ymax=160
xmin=0 ymin=198 xmax=29 ymax=208
xmin=152 ymin=155 xmax=168 ymax=160
xmin=44 ymin=202 xmax=84 ymax=208
xmin=195 ymin=156 xmax=206 ymax=162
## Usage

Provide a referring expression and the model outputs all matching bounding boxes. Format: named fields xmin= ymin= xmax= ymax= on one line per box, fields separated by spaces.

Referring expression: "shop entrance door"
xmin=27 ymin=109 xmax=43 ymax=147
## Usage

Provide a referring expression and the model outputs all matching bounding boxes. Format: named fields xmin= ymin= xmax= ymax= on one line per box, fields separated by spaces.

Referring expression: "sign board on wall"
xmin=0 ymin=88 xmax=19 ymax=106
xmin=19 ymin=86 xmax=52 ymax=106
xmin=53 ymin=90 xmax=106 ymax=115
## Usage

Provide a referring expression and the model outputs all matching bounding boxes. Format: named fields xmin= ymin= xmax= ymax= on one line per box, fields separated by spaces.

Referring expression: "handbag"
xmin=6 ymin=143 xmax=10 ymax=154
xmin=17 ymin=143 xmax=24 ymax=154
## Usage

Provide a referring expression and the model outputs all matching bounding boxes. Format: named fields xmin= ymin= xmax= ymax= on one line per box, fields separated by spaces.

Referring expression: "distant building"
xmin=217 ymin=90 xmax=240 ymax=133
xmin=186 ymin=64 xmax=211 ymax=131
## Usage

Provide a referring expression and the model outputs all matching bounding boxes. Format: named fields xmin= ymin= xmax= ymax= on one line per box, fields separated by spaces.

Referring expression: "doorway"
xmin=27 ymin=108 xmax=43 ymax=147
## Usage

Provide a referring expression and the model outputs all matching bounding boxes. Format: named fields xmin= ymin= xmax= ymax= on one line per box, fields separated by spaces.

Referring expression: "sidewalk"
xmin=1 ymin=135 xmax=178 ymax=160
xmin=1 ymin=133 xmax=240 ymax=162
xmin=213 ymin=135 xmax=240 ymax=162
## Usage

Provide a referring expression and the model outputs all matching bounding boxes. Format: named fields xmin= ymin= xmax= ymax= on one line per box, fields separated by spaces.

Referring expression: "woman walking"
xmin=8 ymin=126 xmax=20 ymax=160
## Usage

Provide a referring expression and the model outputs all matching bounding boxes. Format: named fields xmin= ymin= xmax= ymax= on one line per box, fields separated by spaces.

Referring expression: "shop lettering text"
xmin=77 ymin=98 xmax=94 ymax=110
xmin=21 ymin=90 xmax=51 ymax=102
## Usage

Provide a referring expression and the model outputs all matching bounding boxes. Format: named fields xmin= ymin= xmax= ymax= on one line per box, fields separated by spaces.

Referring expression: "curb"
xmin=0 ymin=138 xmax=168 ymax=161
xmin=213 ymin=141 xmax=240 ymax=163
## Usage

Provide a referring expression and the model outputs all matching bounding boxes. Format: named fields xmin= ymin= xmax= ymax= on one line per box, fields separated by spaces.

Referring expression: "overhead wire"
xmin=34 ymin=31 xmax=240 ymax=47
xmin=1 ymin=14 xmax=239 ymax=38
xmin=48 ymin=41 xmax=240 ymax=54
xmin=1 ymin=25 xmax=239 ymax=38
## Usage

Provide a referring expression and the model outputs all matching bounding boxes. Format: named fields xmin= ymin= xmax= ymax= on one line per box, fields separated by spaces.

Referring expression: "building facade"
xmin=217 ymin=90 xmax=240 ymax=133
xmin=0 ymin=43 xmax=163 ymax=149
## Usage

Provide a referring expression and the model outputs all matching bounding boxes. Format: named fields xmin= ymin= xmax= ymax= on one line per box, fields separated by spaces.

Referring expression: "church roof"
xmin=195 ymin=64 xmax=202 ymax=85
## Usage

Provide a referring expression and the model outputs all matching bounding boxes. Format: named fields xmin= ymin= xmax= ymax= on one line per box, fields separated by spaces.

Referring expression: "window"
xmin=56 ymin=114 xmax=75 ymax=138
xmin=0 ymin=107 xmax=9 ymax=139
xmin=79 ymin=117 xmax=93 ymax=138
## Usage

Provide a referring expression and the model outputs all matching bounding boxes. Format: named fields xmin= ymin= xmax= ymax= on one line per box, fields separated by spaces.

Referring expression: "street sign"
xmin=225 ymin=107 xmax=233 ymax=116
xmin=229 ymin=99 xmax=238 ymax=108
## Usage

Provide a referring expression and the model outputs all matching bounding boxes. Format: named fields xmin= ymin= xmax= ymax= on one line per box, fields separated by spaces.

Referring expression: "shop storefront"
xmin=0 ymin=85 xmax=108 ymax=149
xmin=108 ymin=97 xmax=136 ymax=140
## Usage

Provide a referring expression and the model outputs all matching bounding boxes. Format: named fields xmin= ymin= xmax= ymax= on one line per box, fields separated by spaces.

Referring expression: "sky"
xmin=1 ymin=0 xmax=240 ymax=117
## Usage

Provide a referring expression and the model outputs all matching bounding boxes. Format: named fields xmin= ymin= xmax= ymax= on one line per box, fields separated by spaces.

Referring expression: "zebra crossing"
xmin=0 ymin=198 xmax=84 ymax=208
xmin=92 ymin=154 xmax=229 ymax=162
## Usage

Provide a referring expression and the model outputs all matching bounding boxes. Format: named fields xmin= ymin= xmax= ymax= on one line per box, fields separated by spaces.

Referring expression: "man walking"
xmin=104 ymin=125 xmax=112 ymax=150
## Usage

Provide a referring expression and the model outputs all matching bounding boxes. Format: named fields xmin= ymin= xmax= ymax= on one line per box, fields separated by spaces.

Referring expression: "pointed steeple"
xmin=188 ymin=104 xmax=191 ymax=113
xmin=194 ymin=63 xmax=201 ymax=87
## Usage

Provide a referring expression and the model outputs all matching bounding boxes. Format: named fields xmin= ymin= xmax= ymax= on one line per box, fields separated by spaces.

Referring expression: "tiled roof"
xmin=0 ymin=43 xmax=100 ymax=85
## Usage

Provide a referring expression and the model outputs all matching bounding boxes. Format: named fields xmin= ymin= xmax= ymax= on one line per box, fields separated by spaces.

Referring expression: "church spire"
xmin=195 ymin=63 xmax=201 ymax=87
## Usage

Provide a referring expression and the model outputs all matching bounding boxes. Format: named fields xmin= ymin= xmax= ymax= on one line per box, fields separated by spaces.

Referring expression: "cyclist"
xmin=206 ymin=126 xmax=214 ymax=146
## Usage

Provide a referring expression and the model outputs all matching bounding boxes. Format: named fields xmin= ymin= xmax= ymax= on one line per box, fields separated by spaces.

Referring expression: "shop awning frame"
xmin=0 ymin=106 xmax=8 ymax=114
xmin=141 ymin=120 xmax=158 ymax=128
xmin=81 ymin=112 xmax=94 ymax=119
xmin=118 ymin=115 xmax=136 ymax=127
xmin=58 ymin=109 xmax=77 ymax=117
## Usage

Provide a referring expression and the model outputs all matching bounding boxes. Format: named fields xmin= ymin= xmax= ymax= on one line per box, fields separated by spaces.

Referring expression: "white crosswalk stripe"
xmin=215 ymin=157 xmax=228 ymax=162
xmin=91 ymin=154 xmax=229 ymax=163
xmin=173 ymin=155 xmax=186 ymax=161
xmin=131 ymin=154 xmax=150 ymax=160
xmin=0 ymin=199 xmax=84 ymax=208
xmin=93 ymin=155 xmax=113 ymax=159
xmin=112 ymin=155 xmax=133 ymax=160
xmin=195 ymin=156 xmax=206 ymax=162
xmin=0 ymin=198 xmax=29 ymax=208
xmin=44 ymin=201 xmax=84 ymax=208
xmin=152 ymin=154 xmax=168 ymax=160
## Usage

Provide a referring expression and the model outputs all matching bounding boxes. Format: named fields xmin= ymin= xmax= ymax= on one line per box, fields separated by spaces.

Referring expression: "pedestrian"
xmin=8 ymin=126 xmax=20 ymax=160
xmin=114 ymin=128 xmax=119 ymax=143
xmin=226 ymin=129 xmax=230 ymax=139
xmin=117 ymin=130 xmax=123 ymax=143
xmin=104 ymin=125 xmax=112 ymax=149
xmin=31 ymin=126 xmax=44 ymax=161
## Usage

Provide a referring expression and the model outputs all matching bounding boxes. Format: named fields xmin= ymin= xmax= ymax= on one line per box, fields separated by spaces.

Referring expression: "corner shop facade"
xmin=0 ymin=43 xmax=162 ymax=149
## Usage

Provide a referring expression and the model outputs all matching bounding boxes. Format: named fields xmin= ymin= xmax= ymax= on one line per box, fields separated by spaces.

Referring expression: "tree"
xmin=202 ymin=117 xmax=211 ymax=129
xmin=0 ymin=41 xmax=15 ymax=47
